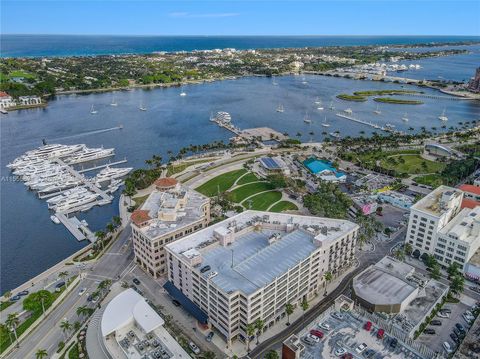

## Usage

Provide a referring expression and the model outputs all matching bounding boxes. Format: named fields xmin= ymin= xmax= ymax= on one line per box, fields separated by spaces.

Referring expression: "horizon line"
xmin=2 ymin=33 xmax=480 ymax=37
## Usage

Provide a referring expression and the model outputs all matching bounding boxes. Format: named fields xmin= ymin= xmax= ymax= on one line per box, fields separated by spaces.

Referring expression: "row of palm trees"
xmin=94 ymin=215 xmax=122 ymax=250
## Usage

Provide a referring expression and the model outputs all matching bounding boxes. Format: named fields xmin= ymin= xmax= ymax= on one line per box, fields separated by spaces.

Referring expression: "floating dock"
xmin=77 ymin=158 xmax=128 ymax=173
xmin=335 ymin=113 xmax=404 ymax=135
xmin=55 ymin=213 xmax=96 ymax=242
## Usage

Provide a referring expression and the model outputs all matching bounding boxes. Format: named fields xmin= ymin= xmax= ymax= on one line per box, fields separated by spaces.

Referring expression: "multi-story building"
xmin=459 ymin=184 xmax=480 ymax=202
xmin=0 ymin=91 xmax=15 ymax=109
xmin=405 ymin=185 xmax=480 ymax=270
xmin=405 ymin=185 xmax=464 ymax=258
xmin=164 ymin=211 xmax=358 ymax=344
xmin=131 ymin=177 xmax=210 ymax=278
xmin=467 ymin=67 xmax=480 ymax=93
xmin=435 ymin=206 xmax=480 ymax=269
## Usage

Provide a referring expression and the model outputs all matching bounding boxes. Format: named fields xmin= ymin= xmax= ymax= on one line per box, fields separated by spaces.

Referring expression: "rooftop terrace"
xmin=411 ymin=185 xmax=463 ymax=217
xmin=439 ymin=206 xmax=480 ymax=243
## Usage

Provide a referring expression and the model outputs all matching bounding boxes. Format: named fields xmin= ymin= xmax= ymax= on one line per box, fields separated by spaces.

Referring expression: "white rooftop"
xmin=439 ymin=206 xmax=480 ymax=243
xmin=411 ymin=185 xmax=463 ymax=217
xmin=101 ymin=288 xmax=164 ymax=337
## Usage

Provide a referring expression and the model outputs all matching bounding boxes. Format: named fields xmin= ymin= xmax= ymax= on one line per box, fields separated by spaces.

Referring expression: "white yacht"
xmin=402 ymin=113 xmax=409 ymax=122
xmin=276 ymin=104 xmax=284 ymax=113
xmin=321 ymin=117 xmax=331 ymax=127
xmin=95 ymin=166 xmax=133 ymax=184
xmin=373 ymin=105 xmax=381 ymax=115
xmin=329 ymin=132 xmax=341 ymax=139
xmin=54 ymin=194 xmax=99 ymax=213
xmin=47 ymin=187 xmax=89 ymax=205
xmin=213 ymin=111 xmax=232 ymax=123
xmin=344 ymin=108 xmax=353 ymax=115
xmin=90 ymin=105 xmax=98 ymax=114
xmin=110 ymin=97 xmax=118 ymax=106
xmin=65 ymin=147 xmax=115 ymax=165
xmin=50 ymin=215 xmax=61 ymax=224
xmin=438 ymin=109 xmax=448 ymax=122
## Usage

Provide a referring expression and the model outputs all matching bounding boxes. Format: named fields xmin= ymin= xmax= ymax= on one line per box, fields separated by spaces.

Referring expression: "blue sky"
xmin=2 ymin=1 xmax=479 ymax=36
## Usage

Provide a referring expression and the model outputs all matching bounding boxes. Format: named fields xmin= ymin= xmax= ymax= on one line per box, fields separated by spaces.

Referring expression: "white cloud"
xmin=169 ymin=12 xmax=240 ymax=18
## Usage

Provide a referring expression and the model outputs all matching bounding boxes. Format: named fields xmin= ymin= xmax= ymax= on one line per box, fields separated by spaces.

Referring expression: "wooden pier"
xmin=55 ymin=213 xmax=96 ymax=242
xmin=78 ymin=158 xmax=128 ymax=173
xmin=335 ymin=113 xmax=404 ymax=135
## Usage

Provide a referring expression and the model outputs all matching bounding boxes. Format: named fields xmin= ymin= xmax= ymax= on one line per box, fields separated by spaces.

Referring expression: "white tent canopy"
xmin=101 ymin=288 xmax=164 ymax=337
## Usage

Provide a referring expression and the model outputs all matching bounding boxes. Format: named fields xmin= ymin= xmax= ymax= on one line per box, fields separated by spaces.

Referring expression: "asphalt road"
xmin=5 ymin=224 xmax=134 ymax=359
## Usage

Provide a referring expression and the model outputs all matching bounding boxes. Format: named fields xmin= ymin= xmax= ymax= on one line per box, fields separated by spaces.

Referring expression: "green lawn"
xmin=8 ymin=70 xmax=36 ymax=79
xmin=227 ymin=182 xmax=275 ymax=203
xmin=414 ymin=174 xmax=444 ymax=188
xmin=237 ymin=172 xmax=259 ymax=185
xmin=0 ymin=301 xmax=13 ymax=312
xmin=166 ymin=158 xmax=213 ymax=176
xmin=195 ymin=169 xmax=247 ymax=197
xmin=380 ymin=154 xmax=445 ymax=174
xmin=244 ymin=191 xmax=282 ymax=210
xmin=269 ymin=201 xmax=299 ymax=212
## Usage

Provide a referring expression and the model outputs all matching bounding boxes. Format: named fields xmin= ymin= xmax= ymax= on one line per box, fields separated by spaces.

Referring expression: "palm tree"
xmin=73 ymin=321 xmax=81 ymax=332
xmin=323 ymin=271 xmax=333 ymax=295
xmin=95 ymin=230 xmax=106 ymax=249
xmin=106 ymin=222 xmax=115 ymax=234
xmin=58 ymin=271 xmax=69 ymax=288
xmin=265 ymin=350 xmax=279 ymax=359
xmin=202 ymin=351 xmax=215 ymax=359
xmin=35 ymin=349 xmax=48 ymax=359
xmin=246 ymin=323 xmax=256 ymax=353
xmin=76 ymin=305 xmax=89 ymax=319
xmin=300 ymin=298 xmax=309 ymax=324
xmin=60 ymin=319 xmax=71 ymax=340
xmin=254 ymin=319 xmax=265 ymax=345
xmin=285 ymin=303 xmax=294 ymax=326
xmin=38 ymin=290 xmax=50 ymax=316
xmin=6 ymin=312 xmax=19 ymax=347
xmin=3 ymin=290 xmax=12 ymax=301
xmin=112 ymin=215 xmax=122 ymax=227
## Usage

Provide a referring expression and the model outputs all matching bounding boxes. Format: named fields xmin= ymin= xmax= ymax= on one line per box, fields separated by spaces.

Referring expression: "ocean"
xmin=1 ymin=34 xmax=480 ymax=57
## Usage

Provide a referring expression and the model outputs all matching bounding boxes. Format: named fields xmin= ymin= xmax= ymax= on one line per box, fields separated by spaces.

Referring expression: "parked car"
xmin=302 ymin=334 xmax=319 ymax=346
xmin=438 ymin=311 xmax=450 ymax=318
xmin=377 ymin=329 xmax=385 ymax=339
xmin=331 ymin=312 xmax=344 ymax=320
xmin=455 ymin=323 xmax=466 ymax=333
xmin=87 ymin=295 xmax=94 ymax=302
xmin=363 ymin=349 xmax=376 ymax=358
xmin=18 ymin=290 xmax=29 ymax=296
xmin=442 ymin=308 xmax=452 ymax=314
xmin=132 ymin=278 xmax=141 ymax=285
xmin=450 ymin=333 xmax=460 ymax=344
xmin=318 ymin=322 xmax=331 ymax=331
xmin=469 ymin=286 xmax=480 ymax=293
xmin=55 ymin=281 xmax=66 ymax=292
xmin=188 ymin=342 xmax=201 ymax=355
xmin=463 ymin=313 xmax=474 ymax=323
xmin=335 ymin=348 xmax=347 ymax=356
xmin=78 ymin=288 xmax=86 ymax=296
xmin=200 ymin=265 xmax=211 ymax=273
xmin=172 ymin=299 xmax=181 ymax=307
xmin=10 ymin=295 xmax=21 ymax=302
xmin=364 ymin=321 xmax=372 ymax=331
xmin=424 ymin=328 xmax=436 ymax=335
xmin=443 ymin=342 xmax=453 ymax=354
xmin=430 ymin=320 xmax=442 ymax=326
xmin=206 ymin=331 xmax=214 ymax=342
xmin=355 ymin=343 xmax=367 ymax=354
xmin=390 ymin=338 xmax=398 ymax=349
xmin=310 ymin=329 xmax=324 ymax=339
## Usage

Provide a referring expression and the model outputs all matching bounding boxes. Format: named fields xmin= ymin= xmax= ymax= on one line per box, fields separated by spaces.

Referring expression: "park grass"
xmin=132 ymin=194 xmax=150 ymax=210
xmin=166 ymin=158 xmax=213 ymax=176
xmin=227 ymin=182 xmax=275 ymax=203
xmin=68 ymin=343 xmax=80 ymax=359
xmin=195 ymin=169 xmax=247 ymax=197
xmin=237 ymin=172 xmax=259 ymax=185
xmin=336 ymin=94 xmax=367 ymax=102
xmin=244 ymin=191 xmax=282 ymax=210
xmin=269 ymin=201 xmax=299 ymax=212
xmin=8 ymin=70 xmax=36 ymax=79
xmin=0 ymin=301 xmax=13 ymax=312
xmin=353 ymin=89 xmax=420 ymax=96
xmin=373 ymin=97 xmax=423 ymax=105
xmin=414 ymin=174 xmax=445 ymax=188
xmin=380 ymin=154 xmax=445 ymax=174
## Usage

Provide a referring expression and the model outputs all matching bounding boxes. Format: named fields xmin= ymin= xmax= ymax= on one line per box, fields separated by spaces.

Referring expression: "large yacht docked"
xmin=64 ymin=147 xmax=115 ymax=165
xmin=95 ymin=166 xmax=133 ymax=184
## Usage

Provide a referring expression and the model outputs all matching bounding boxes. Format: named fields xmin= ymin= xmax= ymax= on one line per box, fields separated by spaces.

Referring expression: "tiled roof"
xmin=461 ymin=198 xmax=480 ymax=209
xmin=131 ymin=209 xmax=151 ymax=225
xmin=154 ymin=177 xmax=178 ymax=188
xmin=459 ymin=184 xmax=480 ymax=196
xmin=0 ymin=91 xmax=11 ymax=98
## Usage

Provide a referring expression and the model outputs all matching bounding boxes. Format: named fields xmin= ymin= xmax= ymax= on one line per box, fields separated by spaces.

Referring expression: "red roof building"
xmin=461 ymin=198 xmax=480 ymax=209
xmin=459 ymin=184 xmax=480 ymax=202
xmin=0 ymin=91 xmax=11 ymax=98
xmin=131 ymin=209 xmax=151 ymax=227
xmin=154 ymin=177 xmax=178 ymax=190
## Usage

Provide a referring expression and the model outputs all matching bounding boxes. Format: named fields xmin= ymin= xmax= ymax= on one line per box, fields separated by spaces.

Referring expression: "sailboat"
xmin=315 ymin=98 xmax=324 ymax=110
xmin=303 ymin=111 xmax=311 ymax=124
xmin=110 ymin=97 xmax=117 ymax=107
xmin=402 ymin=113 xmax=409 ymax=122
xmin=329 ymin=101 xmax=335 ymax=110
xmin=301 ymin=77 xmax=308 ymax=85
xmin=438 ymin=108 xmax=448 ymax=122
xmin=139 ymin=102 xmax=147 ymax=111
xmin=179 ymin=86 xmax=187 ymax=97
xmin=90 ymin=105 xmax=98 ymax=114
xmin=276 ymin=104 xmax=284 ymax=113
xmin=272 ymin=78 xmax=278 ymax=86
xmin=373 ymin=104 xmax=381 ymax=115
xmin=321 ymin=116 xmax=331 ymax=127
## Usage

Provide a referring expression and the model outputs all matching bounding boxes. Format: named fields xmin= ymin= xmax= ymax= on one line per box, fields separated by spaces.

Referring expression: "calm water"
xmin=2 ymin=35 xmax=480 ymax=57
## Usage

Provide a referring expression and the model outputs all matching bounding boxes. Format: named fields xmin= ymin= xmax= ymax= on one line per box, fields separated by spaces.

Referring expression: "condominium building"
xmin=405 ymin=185 xmax=480 ymax=270
xmin=164 ymin=211 xmax=358 ymax=344
xmin=131 ymin=178 xmax=210 ymax=278
xmin=406 ymin=185 xmax=463 ymax=258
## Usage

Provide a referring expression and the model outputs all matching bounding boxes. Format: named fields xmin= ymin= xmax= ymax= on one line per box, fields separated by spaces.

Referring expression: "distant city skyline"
xmin=1 ymin=0 xmax=479 ymax=36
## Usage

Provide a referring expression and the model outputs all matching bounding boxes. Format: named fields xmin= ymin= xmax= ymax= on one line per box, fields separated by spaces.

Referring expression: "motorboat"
xmin=438 ymin=109 xmax=448 ymax=122
xmin=50 ymin=215 xmax=61 ymax=224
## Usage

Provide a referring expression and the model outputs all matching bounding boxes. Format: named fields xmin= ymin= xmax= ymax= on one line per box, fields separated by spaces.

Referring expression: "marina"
xmin=335 ymin=112 xmax=405 ymax=134
xmin=6 ymin=143 xmax=131 ymax=243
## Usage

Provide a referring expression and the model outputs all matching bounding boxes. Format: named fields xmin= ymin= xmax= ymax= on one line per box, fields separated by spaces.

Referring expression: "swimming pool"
xmin=303 ymin=158 xmax=345 ymax=178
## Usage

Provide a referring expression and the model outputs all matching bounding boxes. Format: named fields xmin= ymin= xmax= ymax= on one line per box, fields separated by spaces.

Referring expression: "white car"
xmin=331 ymin=312 xmax=344 ymax=320
xmin=302 ymin=334 xmax=320 ymax=345
xmin=318 ymin=322 xmax=331 ymax=331
xmin=355 ymin=343 xmax=367 ymax=353
xmin=443 ymin=342 xmax=453 ymax=353
xmin=188 ymin=341 xmax=201 ymax=355
xmin=335 ymin=348 xmax=347 ymax=356
xmin=78 ymin=288 xmax=86 ymax=296
xmin=437 ymin=311 xmax=450 ymax=318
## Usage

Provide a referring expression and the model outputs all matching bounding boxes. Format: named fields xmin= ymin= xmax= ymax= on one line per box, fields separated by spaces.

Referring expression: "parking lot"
xmin=417 ymin=300 xmax=473 ymax=354
xmin=300 ymin=310 xmax=425 ymax=359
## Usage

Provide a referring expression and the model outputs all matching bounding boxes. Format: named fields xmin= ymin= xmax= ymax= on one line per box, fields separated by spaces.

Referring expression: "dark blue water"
xmin=1 ymin=35 xmax=480 ymax=57
xmin=2 ymin=74 xmax=480 ymax=291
